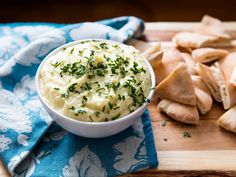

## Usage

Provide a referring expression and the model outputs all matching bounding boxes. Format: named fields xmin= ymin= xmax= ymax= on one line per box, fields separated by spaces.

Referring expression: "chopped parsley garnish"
xmin=69 ymin=106 xmax=86 ymax=116
xmin=130 ymin=62 xmax=146 ymax=74
xmin=61 ymin=90 xmax=69 ymax=98
xmin=51 ymin=61 xmax=61 ymax=67
xmin=54 ymin=88 xmax=60 ymax=90
xmin=70 ymin=48 xmax=74 ymax=54
xmin=99 ymin=42 xmax=109 ymax=49
xmin=81 ymin=82 xmax=92 ymax=91
xmin=108 ymin=102 xmax=113 ymax=109
xmin=68 ymin=83 xmax=77 ymax=92
xmin=112 ymin=113 xmax=121 ymax=120
xmin=113 ymin=106 xmax=120 ymax=110
xmin=183 ymin=131 xmax=191 ymax=138
xmin=95 ymin=112 xmax=100 ymax=117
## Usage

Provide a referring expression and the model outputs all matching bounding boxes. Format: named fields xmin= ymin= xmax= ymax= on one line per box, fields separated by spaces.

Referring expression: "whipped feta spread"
xmin=39 ymin=40 xmax=151 ymax=122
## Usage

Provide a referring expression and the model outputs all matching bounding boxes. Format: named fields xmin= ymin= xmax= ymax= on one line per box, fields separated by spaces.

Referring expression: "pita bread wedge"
xmin=192 ymin=48 xmax=228 ymax=63
xmin=191 ymin=75 xmax=213 ymax=114
xmin=126 ymin=39 xmax=151 ymax=52
xmin=146 ymin=50 xmax=163 ymax=67
xmin=154 ymin=48 xmax=185 ymax=83
xmin=172 ymin=32 xmax=218 ymax=49
xmin=158 ymin=99 xmax=199 ymax=125
xmin=181 ymin=52 xmax=197 ymax=75
xmin=196 ymin=15 xmax=231 ymax=41
xmin=211 ymin=52 xmax=236 ymax=109
xmin=142 ymin=43 xmax=161 ymax=58
xmin=155 ymin=63 xmax=196 ymax=106
xmin=218 ymin=105 xmax=236 ymax=133
xmin=195 ymin=63 xmax=221 ymax=102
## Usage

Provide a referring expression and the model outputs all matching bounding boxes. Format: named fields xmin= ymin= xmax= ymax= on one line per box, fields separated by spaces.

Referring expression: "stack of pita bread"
xmin=128 ymin=15 xmax=236 ymax=133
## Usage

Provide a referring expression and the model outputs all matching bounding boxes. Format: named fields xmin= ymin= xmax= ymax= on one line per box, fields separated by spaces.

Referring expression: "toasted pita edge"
xmin=158 ymin=99 xmax=199 ymax=125
xmin=192 ymin=48 xmax=228 ymax=63
xmin=195 ymin=63 xmax=222 ymax=102
xmin=211 ymin=62 xmax=230 ymax=109
xmin=217 ymin=105 xmax=236 ymax=133
xmin=155 ymin=63 xmax=196 ymax=106
xmin=194 ymin=87 xmax=213 ymax=114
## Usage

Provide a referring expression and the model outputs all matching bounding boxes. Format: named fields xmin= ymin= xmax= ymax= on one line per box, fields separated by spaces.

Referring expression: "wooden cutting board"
xmin=127 ymin=22 xmax=236 ymax=177
xmin=1 ymin=22 xmax=236 ymax=177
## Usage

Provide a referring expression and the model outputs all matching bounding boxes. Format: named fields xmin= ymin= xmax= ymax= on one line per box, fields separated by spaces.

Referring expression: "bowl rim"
xmin=35 ymin=39 xmax=156 ymax=126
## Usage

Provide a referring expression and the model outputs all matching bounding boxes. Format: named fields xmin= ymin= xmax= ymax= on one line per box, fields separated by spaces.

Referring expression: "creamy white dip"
xmin=39 ymin=40 xmax=151 ymax=122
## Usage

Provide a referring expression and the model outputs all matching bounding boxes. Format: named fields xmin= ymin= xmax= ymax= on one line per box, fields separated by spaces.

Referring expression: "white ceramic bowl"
xmin=35 ymin=39 xmax=156 ymax=138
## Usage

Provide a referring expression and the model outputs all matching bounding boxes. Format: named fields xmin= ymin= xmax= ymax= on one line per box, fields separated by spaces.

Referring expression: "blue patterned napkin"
xmin=0 ymin=16 xmax=158 ymax=177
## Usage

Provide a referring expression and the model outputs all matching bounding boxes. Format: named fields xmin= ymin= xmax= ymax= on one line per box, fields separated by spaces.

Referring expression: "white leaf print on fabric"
xmin=113 ymin=119 xmax=148 ymax=173
xmin=13 ymin=26 xmax=56 ymax=41
xmin=0 ymin=89 xmax=32 ymax=134
xmin=0 ymin=36 xmax=28 ymax=66
xmin=17 ymin=134 xmax=29 ymax=146
xmin=14 ymin=75 xmax=53 ymax=125
xmin=14 ymin=75 xmax=36 ymax=101
xmin=61 ymin=146 xmax=107 ymax=177
xmin=0 ymin=58 xmax=16 ymax=77
xmin=69 ymin=23 xmax=115 ymax=41
xmin=14 ymin=29 xmax=66 ymax=66
xmin=8 ymin=151 xmax=29 ymax=173
xmin=0 ymin=135 xmax=12 ymax=152
xmin=14 ymin=152 xmax=40 ymax=177
xmin=43 ymin=129 xmax=67 ymax=142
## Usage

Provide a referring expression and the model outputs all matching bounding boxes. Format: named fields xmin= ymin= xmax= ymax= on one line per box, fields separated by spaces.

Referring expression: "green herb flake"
xmin=99 ymin=42 xmax=109 ymax=49
xmin=54 ymin=88 xmax=60 ymax=90
xmin=108 ymin=102 xmax=113 ymax=109
xmin=68 ymin=83 xmax=77 ymax=92
xmin=112 ymin=113 xmax=121 ymax=120
xmin=61 ymin=90 xmax=69 ymax=98
xmin=51 ymin=61 xmax=61 ymax=67
xmin=183 ymin=131 xmax=191 ymax=138
xmin=95 ymin=112 xmax=100 ymax=117
xmin=74 ymin=109 xmax=86 ymax=116
xmin=113 ymin=106 xmax=120 ymax=110
xmin=70 ymin=48 xmax=74 ymax=54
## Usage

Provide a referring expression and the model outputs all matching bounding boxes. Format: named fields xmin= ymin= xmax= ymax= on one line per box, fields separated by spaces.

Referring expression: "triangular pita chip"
xmin=172 ymin=32 xmax=218 ymax=49
xmin=154 ymin=48 xmax=185 ymax=83
xmin=181 ymin=52 xmax=197 ymax=75
xmin=196 ymin=15 xmax=231 ymax=40
xmin=218 ymin=105 xmax=236 ymax=133
xmin=192 ymin=48 xmax=228 ymax=63
xmin=156 ymin=63 xmax=196 ymax=106
xmin=158 ymin=99 xmax=199 ymax=125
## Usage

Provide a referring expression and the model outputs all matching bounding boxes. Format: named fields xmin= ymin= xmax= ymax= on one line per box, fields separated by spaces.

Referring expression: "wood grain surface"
xmin=132 ymin=22 xmax=236 ymax=177
xmin=1 ymin=22 xmax=236 ymax=177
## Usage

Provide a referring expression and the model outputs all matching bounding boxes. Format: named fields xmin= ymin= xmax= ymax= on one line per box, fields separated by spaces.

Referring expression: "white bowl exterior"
xmin=36 ymin=39 xmax=155 ymax=138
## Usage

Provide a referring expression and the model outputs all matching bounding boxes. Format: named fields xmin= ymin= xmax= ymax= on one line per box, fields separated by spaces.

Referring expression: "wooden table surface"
xmin=1 ymin=22 xmax=236 ymax=177
xmin=129 ymin=22 xmax=236 ymax=177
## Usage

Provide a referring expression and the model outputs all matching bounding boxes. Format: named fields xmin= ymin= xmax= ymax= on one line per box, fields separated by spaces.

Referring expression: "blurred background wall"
xmin=1 ymin=0 xmax=236 ymax=23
